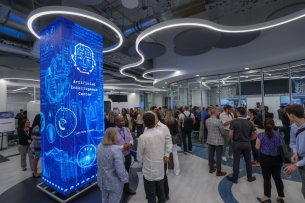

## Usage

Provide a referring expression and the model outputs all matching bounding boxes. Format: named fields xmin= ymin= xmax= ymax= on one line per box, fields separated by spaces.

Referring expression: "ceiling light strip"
xmin=142 ymin=69 xmax=177 ymax=79
xmin=120 ymin=8 xmax=305 ymax=82
xmin=27 ymin=6 xmax=123 ymax=53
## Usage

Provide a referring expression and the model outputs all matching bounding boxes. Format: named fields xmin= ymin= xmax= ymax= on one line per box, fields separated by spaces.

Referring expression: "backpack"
xmin=182 ymin=112 xmax=194 ymax=131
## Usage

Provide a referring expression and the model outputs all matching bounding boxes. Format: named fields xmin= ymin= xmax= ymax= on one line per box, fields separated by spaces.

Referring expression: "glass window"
xmin=263 ymin=67 xmax=289 ymax=120
xmin=219 ymin=73 xmax=239 ymax=110
xmin=239 ymin=70 xmax=262 ymax=117
xmin=204 ymin=76 xmax=219 ymax=107
xmin=290 ymin=65 xmax=305 ymax=107
xmin=177 ymin=80 xmax=188 ymax=108
xmin=188 ymin=78 xmax=201 ymax=109
xmin=170 ymin=83 xmax=178 ymax=109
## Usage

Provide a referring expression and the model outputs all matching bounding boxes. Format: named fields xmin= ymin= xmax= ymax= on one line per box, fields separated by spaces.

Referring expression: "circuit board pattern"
xmin=40 ymin=17 xmax=104 ymax=196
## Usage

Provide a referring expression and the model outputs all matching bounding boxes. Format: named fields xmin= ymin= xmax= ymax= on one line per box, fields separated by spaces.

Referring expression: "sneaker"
xmin=222 ymin=156 xmax=227 ymax=162
xmin=188 ymin=150 xmax=192 ymax=153
xmin=183 ymin=152 xmax=188 ymax=155
xmin=247 ymin=176 xmax=256 ymax=182
xmin=229 ymin=155 xmax=233 ymax=159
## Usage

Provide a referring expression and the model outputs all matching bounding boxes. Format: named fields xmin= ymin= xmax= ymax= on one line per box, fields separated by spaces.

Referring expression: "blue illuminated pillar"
xmin=40 ymin=17 xmax=104 ymax=195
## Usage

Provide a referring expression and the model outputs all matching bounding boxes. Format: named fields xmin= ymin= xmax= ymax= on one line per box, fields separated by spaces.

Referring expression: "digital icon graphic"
xmin=76 ymin=144 xmax=96 ymax=168
xmin=46 ymin=124 xmax=56 ymax=143
xmin=71 ymin=43 xmax=96 ymax=75
xmin=55 ymin=108 xmax=77 ymax=138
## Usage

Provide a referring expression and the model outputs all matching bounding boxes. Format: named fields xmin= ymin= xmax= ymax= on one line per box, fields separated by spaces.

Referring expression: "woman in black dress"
xmin=18 ymin=119 xmax=33 ymax=171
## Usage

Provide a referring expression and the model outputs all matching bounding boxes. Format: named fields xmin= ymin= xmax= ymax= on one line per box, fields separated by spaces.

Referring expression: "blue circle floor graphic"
xmin=188 ymin=146 xmax=302 ymax=203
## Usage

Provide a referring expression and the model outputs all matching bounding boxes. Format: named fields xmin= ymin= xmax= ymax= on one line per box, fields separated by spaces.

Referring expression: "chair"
xmin=130 ymin=149 xmax=139 ymax=166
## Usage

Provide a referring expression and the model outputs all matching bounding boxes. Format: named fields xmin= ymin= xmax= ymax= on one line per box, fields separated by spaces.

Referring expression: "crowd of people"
xmin=14 ymin=103 xmax=305 ymax=203
xmin=100 ymin=103 xmax=305 ymax=203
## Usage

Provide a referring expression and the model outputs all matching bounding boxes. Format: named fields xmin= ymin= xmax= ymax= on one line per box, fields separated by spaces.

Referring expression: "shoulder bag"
xmin=279 ymin=131 xmax=292 ymax=164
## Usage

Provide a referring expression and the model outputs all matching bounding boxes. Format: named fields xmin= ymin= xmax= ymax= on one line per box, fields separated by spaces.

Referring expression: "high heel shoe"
xmin=277 ymin=198 xmax=284 ymax=203
xmin=257 ymin=197 xmax=271 ymax=203
xmin=32 ymin=173 xmax=41 ymax=178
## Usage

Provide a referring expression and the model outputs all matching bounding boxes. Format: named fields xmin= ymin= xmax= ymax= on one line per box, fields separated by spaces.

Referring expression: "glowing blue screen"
xmin=40 ymin=17 xmax=104 ymax=195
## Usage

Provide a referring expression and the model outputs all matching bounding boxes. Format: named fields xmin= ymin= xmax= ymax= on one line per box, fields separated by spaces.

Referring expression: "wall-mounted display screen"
xmin=40 ymin=17 xmax=103 ymax=195
xmin=239 ymin=81 xmax=261 ymax=95
xmin=109 ymin=94 xmax=128 ymax=102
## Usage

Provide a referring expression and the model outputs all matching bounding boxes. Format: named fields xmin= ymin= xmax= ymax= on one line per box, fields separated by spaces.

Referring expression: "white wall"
xmin=152 ymin=92 xmax=167 ymax=107
xmin=0 ymin=82 xmax=7 ymax=111
xmin=105 ymin=93 xmax=140 ymax=110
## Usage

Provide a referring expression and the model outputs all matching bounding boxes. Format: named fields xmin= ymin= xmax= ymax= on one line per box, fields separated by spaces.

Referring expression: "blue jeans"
xmin=250 ymin=139 xmax=260 ymax=162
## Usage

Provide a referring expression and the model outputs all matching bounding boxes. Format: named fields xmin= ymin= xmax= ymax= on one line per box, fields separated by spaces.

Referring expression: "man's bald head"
xmin=115 ymin=115 xmax=124 ymax=128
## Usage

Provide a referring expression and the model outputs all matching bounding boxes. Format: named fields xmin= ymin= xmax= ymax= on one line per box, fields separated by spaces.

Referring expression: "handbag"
xmin=172 ymin=133 xmax=181 ymax=145
xmin=279 ymin=135 xmax=291 ymax=164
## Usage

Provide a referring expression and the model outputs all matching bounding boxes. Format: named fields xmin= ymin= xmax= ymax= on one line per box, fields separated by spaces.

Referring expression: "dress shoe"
xmin=226 ymin=176 xmax=237 ymax=184
xmin=209 ymin=169 xmax=216 ymax=173
xmin=277 ymin=198 xmax=284 ymax=203
xmin=32 ymin=173 xmax=41 ymax=178
xmin=124 ymin=188 xmax=136 ymax=195
xmin=257 ymin=197 xmax=271 ymax=203
xmin=247 ymin=176 xmax=256 ymax=182
xmin=166 ymin=196 xmax=169 ymax=201
xmin=216 ymin=171 xmax=227 ymax=176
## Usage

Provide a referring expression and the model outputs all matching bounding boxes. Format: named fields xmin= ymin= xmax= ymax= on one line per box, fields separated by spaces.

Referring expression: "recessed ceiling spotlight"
xmin=245 ymin=67 xmax=249 ymax=70
xmin=162 ymin=87 xmax=164 ymax=88
xmin=195 ymin=87 xmax=198 ymax=88
xmin=196 ymin=75 xmax=199 ymax=77
xmin=156 ymin=92 xmax=158 ymax=93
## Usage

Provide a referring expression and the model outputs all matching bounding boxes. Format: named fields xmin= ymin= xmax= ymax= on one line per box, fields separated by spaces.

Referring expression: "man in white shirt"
xmin=178 ymin=106 xmax=195 ymax=154
xmin=138 ymin=112 xmax=171 ymax=203
xmin=219 ymin=105 xmax=235 ymax=161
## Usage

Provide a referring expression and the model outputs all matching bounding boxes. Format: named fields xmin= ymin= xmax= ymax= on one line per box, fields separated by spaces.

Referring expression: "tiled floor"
xmin=0 ymin=145 xmax=304 ymax=203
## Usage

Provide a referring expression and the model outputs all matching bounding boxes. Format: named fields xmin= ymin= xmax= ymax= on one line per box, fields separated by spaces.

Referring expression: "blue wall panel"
xmin=40 ymin=17 xmax=104 ymax=195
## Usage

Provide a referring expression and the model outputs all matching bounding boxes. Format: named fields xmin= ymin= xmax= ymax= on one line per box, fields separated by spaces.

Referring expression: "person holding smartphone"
xmin=284 ymin=104 xmax=305 ymax=199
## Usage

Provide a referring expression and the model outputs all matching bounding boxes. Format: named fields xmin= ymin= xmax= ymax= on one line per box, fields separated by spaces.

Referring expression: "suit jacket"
xmin=206 ymin=116 xmax=225 ymax=146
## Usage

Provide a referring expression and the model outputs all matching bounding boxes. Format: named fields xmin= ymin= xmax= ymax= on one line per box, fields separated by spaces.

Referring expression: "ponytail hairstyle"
xmin=264 ymin=118 xmax=275 ymax=139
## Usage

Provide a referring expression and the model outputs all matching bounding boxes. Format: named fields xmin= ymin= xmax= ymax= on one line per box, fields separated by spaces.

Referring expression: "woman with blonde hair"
xmin=96 ymin=127 xmax=128 ymax=203
xmin=136 ymin=110 xmax=143 ymax=138
xmin=126 ymin=108 xmax=133 ymax=132
xmin=164 ymin=109 xmax=180 ymax=175
xmin=105 ymin=110 xmax=115 ymax=129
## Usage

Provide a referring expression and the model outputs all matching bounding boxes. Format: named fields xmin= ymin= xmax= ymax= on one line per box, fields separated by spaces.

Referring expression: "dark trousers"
xmin=232 ymin=141 xmax=252 ymax=181
xmin=260 ymin=153 xmax=284 ymax=198
xmin=250 ymin=139 xmax=260 ymax=162
xmin=143 ymin=177 xmax=165 ymax=203
xmin=208 ymin=144 xmax=222 ymax=172
xmin=282 ymin=127 xmax=291 ymax=146
xmin=124 ymin=154 xmax=131 ymax=191
xmin=164 ymin=164 xmax=169 ymax=197
xmin=137 ymin=124 xmax=143 ymax=137
xmin=181 ymin=130 xmax=192 ymax=152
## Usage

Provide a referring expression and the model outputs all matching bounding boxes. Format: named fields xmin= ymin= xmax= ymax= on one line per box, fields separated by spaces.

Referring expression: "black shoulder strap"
xmin=229 ymin=113 xmax=233 ymax=119
xmin=188 ymin=113 xmax=191 ymax=118
xmin=296 ymin=128 xmax=305 ymax=138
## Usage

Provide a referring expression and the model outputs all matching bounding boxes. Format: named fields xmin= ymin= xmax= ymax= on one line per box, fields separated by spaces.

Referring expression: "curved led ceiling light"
xmin=2 ymin=78 xmax=40 ymax=82
xmin=142 ymin=69 xmax=177 ymax=79
xmin=27 ymin=6 xmax=123 ymax=53
xmin=120 ymin=8 xmax=305 ymax=82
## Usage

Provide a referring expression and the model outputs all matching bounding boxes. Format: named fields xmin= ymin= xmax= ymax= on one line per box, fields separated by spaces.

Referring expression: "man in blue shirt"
xmin=284 ymin=104 xmax=305 ymax=198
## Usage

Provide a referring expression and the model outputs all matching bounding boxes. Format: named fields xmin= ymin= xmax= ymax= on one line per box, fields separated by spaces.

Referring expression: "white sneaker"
xmin=229 ymin=155 xmax=234 ymax=159
xmin=222 ymin=156 xmax=227 ymax=162
xmin=184 ymin=152 xmax=188 ymax=155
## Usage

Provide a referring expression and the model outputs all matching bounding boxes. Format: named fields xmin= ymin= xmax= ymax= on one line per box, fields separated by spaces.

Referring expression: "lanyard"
xmin=119 ymin=128 xmax=126 ymax=141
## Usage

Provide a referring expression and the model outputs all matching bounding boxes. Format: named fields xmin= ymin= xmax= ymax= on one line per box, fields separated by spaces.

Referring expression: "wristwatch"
xmin=295 ymin=163 xmax=299 ymax=167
